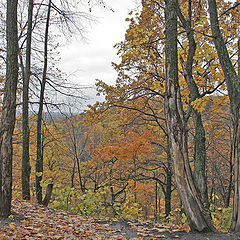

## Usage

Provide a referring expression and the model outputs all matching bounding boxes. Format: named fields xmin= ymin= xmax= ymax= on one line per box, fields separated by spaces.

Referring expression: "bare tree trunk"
xmin=207 ymin=0 xmax=240 ymax=232
xmin=42 ymin=183 xmax=53 ymax=207
xmin=154 ymin=180 xmax=158 ymax=221
xmin=36 ymin=0 xmax=51 ymax=204
xmin=133 ymin=157 xmax=137 ymax=203
xmin=165 ymin=142 xmax=172 ymax=217
xmin=177 ymin=3 xmax=209 ymax=210
xmin=71 ymin=159 xmax=76 ymax=188
xmin=22 ymin=0 xmax=34 ymax=201
xmin=164 ymin=0 xmax=215 ymax=232
xmin=0 ymin=0 xmax=18 ymax=218
xmin=231 ymin=112 xmax=240 ymax=231
xmin=165 ymin=169 xmax=172 ymax=216
xmin=225 ymin=135 xmax=233 ymax=208
xmin=76 ymin=154 xmax=85 ymax=193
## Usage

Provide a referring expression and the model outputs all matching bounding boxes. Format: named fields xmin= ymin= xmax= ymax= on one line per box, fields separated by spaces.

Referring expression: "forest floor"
xmin=0 ymin=200 xmax=239 ymax=239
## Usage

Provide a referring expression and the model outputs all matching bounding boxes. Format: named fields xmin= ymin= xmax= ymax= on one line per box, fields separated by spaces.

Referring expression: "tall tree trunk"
xmin=207 ymin=0 xmax=240 ymax=232
xmin=230 ymin=111 xmax=240 ymax=231
xmin=0 ymin=0 xmax=18 ymax=218
xmin=71 ymin=159 xmax=76 ymax=188
xmin=165 ymin=142 xmax=172 ymax=217
xmin=164 ymin=0 xmax=215 ymax=232
xmin=72 ymin=131 xmax=85 ymax=193
xmin=133 ymin=157 xmax=137 ymax=203
xmin=225 ymin=136 xmax=233 ymax=208
xmin=165 ymin=168 xmax=172 ymax=216
xmin=177 ymin=3 xmax=209 ymax=210
xmin=154 ymin=180 xmax=158 ymax=221
xmin=76 ymin=154 xmax=85 ymax=193
xmin=36 ymin=0 xmax=51 ymax=204
xmin=22 ymin=0 xmax=34 ymax=201
xmin=192 ymin=113 xmax=209 ymax=208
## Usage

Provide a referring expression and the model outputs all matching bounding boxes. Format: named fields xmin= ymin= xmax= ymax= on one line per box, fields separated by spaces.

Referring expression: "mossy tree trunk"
xmin=207 ymin=0 xmax=240 ymax=232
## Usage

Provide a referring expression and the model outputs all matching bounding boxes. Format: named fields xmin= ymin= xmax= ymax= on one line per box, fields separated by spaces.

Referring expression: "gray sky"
xmin=59 ymin=0 xmax=138 ymax=96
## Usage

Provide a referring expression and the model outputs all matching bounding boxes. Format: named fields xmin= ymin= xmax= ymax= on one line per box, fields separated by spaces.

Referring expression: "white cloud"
xmin=59 ymin=0 xmax=138 ymax=90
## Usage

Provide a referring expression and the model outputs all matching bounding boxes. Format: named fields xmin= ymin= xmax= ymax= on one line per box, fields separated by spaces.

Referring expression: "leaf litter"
xmin=0 ymin=200 xmax=240 ymax=239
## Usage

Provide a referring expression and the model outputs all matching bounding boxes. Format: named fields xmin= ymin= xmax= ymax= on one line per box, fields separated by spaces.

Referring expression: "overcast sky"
xmin=59 ymin=0 xmax=139 ymax=105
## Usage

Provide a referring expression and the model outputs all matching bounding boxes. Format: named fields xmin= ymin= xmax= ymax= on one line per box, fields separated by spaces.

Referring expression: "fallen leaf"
xmin=9 ymin=223 xmax=16 ymax=229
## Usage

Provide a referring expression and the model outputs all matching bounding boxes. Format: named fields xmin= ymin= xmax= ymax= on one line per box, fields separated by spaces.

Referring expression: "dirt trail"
xmin=0 ymin=200 xmax=239 ymax=239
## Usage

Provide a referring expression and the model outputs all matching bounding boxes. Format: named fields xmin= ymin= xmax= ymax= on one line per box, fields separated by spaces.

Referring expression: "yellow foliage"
xmin=191 ymin=96 xmax=211 ymax=113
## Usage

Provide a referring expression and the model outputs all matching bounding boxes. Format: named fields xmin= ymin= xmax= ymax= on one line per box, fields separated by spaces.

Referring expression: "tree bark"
xmin=164 ymin=0 xmax=215 ymax=232
xmin=76 ymin=154 xmax=85 ymax=193
xmin=154 ymin=180 xmax=158 ymax=221
xmin=225 ymin=137 xmax=233 ymax=208
xmin=36 ymin=0 xmax=51 ymax=204
xmin=42 ymin=183 xmax=53 ymax=207
xmin=165 ymin=168 xmax=172 ymax=216
xmin=0 ymin=0 xmax=18 ymax=218
xmin=165 ymin=142 xmax=172 ymax=217
xmin=71 ymin=159 xmax=76 ymax=188
xmin=177 ymin=3 xmax=209 ymax=210
xmin=207 ymin=0 xmax=240 ymax=232
xmin=22 ymin=0 xmax=34 ymax=201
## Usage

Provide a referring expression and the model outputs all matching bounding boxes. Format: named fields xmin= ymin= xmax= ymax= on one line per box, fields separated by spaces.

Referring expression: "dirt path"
xmin=0 ymin=200 xmax=239 ymax=239
xmin=100 ymin=219 xmax=240 ymax=239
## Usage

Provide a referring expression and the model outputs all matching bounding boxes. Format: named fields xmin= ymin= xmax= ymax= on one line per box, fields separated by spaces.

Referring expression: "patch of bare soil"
xmin=101 ymin=219 xmax=240 ymax=240
xmin=0 ymin=212 xmax=24 ymax=228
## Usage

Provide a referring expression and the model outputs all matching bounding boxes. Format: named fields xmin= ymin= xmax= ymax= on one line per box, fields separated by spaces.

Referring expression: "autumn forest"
xmin=1 ymin=0 xmax=240 ymax=238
